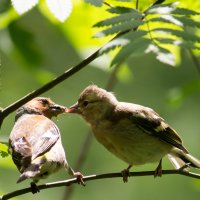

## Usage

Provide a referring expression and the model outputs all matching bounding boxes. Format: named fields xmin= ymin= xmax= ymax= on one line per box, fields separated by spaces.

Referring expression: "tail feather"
xmin=168 ymin=148 xmax=200 ymax=169
xmin=17 ymin=169 xmax=40 ymax=183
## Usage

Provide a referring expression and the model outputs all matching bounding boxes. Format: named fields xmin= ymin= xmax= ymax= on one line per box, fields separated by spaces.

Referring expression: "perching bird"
xmin=9 ymin=97 xmax=83 ymax=192
xmin=67 ymin=85 xmax=200 ymax=181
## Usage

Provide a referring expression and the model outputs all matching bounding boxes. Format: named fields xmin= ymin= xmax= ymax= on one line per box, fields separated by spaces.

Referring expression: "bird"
xmin=9 ymin=97 xmax=83 ymax=193
xmin=66 ymin=85 xmax=200 ymax=182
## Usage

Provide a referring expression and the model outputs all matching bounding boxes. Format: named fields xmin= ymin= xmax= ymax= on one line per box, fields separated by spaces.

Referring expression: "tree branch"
xmin=1 ymin=170 xmax=200 ymax=200
xmin=0 ymin=0 xmax=167 ymax=128
xmin=0 ymin=50 xmax=99 ymax=128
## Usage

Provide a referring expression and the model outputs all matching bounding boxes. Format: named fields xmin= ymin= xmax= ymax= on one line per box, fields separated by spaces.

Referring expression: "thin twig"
xmin=1 ymin=170 xmax=200 ymax=200
xmin=136 ymin=0 xmax=139 ymax=10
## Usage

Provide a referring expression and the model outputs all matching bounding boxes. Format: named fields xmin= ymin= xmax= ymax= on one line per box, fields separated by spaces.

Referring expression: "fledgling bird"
xmin=9 ymin=97 xmax=83 ymax=192
xmin=67 ymin=85 xmax=200 ymax=182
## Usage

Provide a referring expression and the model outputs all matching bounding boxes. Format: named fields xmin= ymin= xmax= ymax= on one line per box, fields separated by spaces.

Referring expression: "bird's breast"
xmin=91 ymin=120 xmax=172 ymax=165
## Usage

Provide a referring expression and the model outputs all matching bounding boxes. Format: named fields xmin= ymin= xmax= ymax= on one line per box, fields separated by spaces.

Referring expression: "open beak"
xmin=66 ymin=103 xmax=81 ymax=114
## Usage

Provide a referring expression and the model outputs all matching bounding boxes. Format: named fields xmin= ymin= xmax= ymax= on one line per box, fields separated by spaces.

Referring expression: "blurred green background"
xmin=0 ymin=0 xmax=200 ymax=200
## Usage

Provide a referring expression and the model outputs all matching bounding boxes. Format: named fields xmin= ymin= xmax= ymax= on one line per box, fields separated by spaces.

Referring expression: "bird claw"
xmin=30 ymin=182 xmax=40 ymax=194
xmin=121 ymin=168 xmax=131 ymax=183
xmin=73 ymin=172 xmax=85 ymax=186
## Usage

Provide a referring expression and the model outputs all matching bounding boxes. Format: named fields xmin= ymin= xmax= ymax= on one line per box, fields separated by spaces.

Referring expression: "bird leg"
xmin=154 ymin=159 xmax=162 ymax=177
xmin=121 ymin=165 xmax=132 ymax=183
xmin=68 ymin=167 xmax=85 ymax=186
xmin=30 ymin=182 xmax=40 ymax=194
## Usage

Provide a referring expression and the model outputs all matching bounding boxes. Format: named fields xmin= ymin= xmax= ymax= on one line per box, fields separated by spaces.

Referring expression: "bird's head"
xmin=67 ymin=85 xmax=118 ymax=124
xmin=16 ymin=97 xmax=66 ymax=119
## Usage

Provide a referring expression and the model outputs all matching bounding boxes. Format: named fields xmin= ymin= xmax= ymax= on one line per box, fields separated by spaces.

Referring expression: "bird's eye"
xmin=38 ymin=98 xmax=49 ymax=106
xmin=83 ymin=100 xmax=89 ymax=107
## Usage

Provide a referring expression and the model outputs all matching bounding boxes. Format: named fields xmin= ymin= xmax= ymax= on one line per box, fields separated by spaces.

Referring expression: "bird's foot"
xmin=73 ymin=171 xmax=85 ymax=186
xmin=154 ymin=160 xmax=162 ymax=178
xmin=30 ymin=182 xmax=40 ymax=194
xmin=121 ymin=165 xmax=132 ymax=183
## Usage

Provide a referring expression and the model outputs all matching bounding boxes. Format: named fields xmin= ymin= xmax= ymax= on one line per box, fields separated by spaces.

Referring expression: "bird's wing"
xmin=29 ymin=120 xmax=60 ymax=160
xmin=119 ymin=103 xmax=188 ymax=153
xmin=10 ymin=115 xmax=60 ymax=162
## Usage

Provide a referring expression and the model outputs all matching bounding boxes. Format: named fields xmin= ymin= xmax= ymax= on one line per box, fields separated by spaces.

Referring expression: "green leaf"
xmin=149 ymin=15 xmax=183 ymax=27
xmin=145 ymin=2 xmax=178 ymax=15
xmin=99 ymin=30 xmax=147 ymax=54
xmin=84 ymin=0 xmax=103 ymax=7
xmin=172 ymin=7 xmax=200 ymax=15
xmin=111 ymin=38 xmax=151 ymax=66
xmin=154 ymin=37 xmax=179 ymax=44
xmin=94 ymin=12 xmax=142 ymax=27
xmin=11 ymin=0 xmax=38 ymax=14
xmin=0 ymin=143 xmax=9 ymax=158
xmin=156 ymin=46 xmax=175 ymax=66
xmin=46 ymin=0 xmax=73 ymax=22
xmin=174 ymin=16 xmax=200 ymax=28
xmin=107 ymin=6 xmax=138 ymax=14
xmin=144 ymin=43 xmax=175 ymax=66
xmin=94 ymin=20 xmax=144 ymax=37
xmin=152 ymin=28 xmax=200 ymax=43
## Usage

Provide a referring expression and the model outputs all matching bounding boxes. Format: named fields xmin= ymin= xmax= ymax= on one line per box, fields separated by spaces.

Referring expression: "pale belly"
xmin=93 ymin=125 xmax=172 ymax=166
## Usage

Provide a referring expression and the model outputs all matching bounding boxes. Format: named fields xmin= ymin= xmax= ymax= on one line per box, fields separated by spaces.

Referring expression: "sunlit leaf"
xmin=94 ymin=12 xmax=142 ymax=27
xmin=146 ymin=2 xmax=178 ymax=15
xmin=145 ymin=43 xmax=175 ymax=66
xmin=0 ymin=143 xmax=9 ymax=158
xmin=107 ymin=6 xmax=138 ymax=14
xmin=111 ymin=38 xmax=151 ymax=66
xmin=174 ymin=17 xmax=200 ymax=28
xmin=99 ymin=30 xmax=147 ymax=54
xmin=46 ymin=0 xmax=72 ymax=22
xmin=11 ymin=0 xmax=38 ymax=14
xmin=149 ymin=15 xmax=183 ymax=27
xmin=172 ymin=7 xmax=200 ymax=15
xmin=95 ymin=20 xmax=144 ymax=37
xmin=152 ymin=28 xmax=200 ymax=43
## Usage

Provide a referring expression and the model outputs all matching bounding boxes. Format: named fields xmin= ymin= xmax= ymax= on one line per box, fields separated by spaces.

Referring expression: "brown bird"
xmin=67 ymin=85 xmax=200 ymax=182
xmin=9 ymin=97 xmax=83 ymax=192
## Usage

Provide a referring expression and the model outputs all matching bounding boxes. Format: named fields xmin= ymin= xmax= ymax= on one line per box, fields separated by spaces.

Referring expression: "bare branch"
xmin=1 ymin=170 xmax=200 ymax=200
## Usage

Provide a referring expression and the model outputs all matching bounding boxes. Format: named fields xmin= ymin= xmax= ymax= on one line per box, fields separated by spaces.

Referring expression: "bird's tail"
xmin=168 ymin=148 xmax=200 ymax=170
xmin=17 ymin=166 xmax=40 ymax=183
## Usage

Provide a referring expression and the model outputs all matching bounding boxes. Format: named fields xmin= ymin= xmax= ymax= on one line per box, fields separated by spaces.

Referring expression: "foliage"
xmin=0 ymin=143 xmax=9 ymax=158
xmin=6 ymin=0 xmax=200 ymax=68
xmin=93 ymin=2 xmax=200 ymax=66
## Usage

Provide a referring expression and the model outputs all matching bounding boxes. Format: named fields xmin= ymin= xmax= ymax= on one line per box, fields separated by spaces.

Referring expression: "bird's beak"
xmin=66 ymin=103 xmax=81 ymax=114
xmin=50 ymin=104 xmax=67 ymax=116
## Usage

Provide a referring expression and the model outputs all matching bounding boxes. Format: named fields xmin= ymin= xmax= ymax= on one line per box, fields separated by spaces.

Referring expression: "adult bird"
xmin=9 ymin=97 xmax=83 ymax=192
xmin=67 ymin=85 xmax=200 ymax=182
